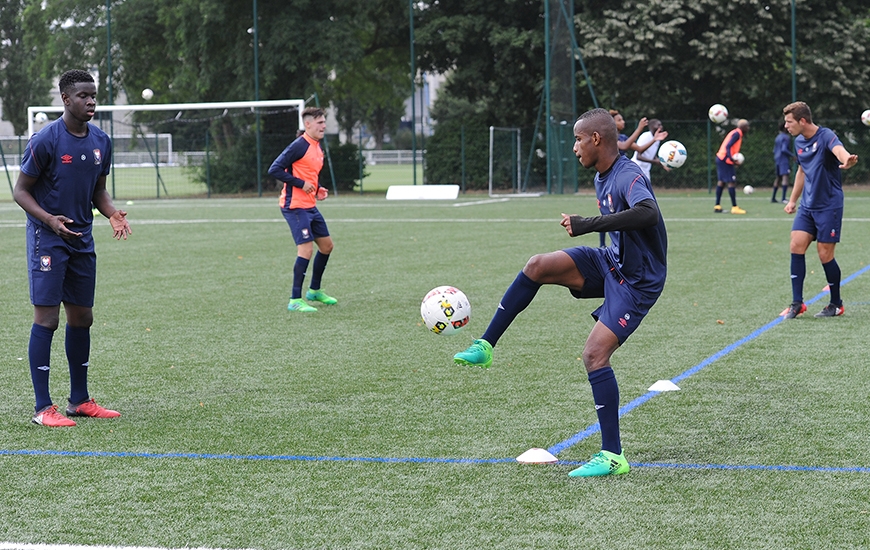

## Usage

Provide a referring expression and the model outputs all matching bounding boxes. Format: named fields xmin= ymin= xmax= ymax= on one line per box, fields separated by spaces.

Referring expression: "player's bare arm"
xmin=785 ymin=166 xmax=805 ymax=214
xmin=832 ymin=145 xmax=858 ymax=170
xmin=13 ymin=172 xmax=83 ymax=238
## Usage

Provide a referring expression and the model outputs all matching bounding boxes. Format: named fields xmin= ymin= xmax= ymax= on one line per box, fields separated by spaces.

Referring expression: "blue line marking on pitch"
xmin=547 ymin=263 xmax=870 ymax=457
xmin=3 ymin=266 xmax=868 ymax=474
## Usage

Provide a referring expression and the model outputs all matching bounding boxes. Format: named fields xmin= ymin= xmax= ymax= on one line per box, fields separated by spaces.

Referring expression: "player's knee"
xmin=522 ymin=253 xmax=549 ymax=280
xmin=318 ymin=240 xmax=334 ymax=255
xmin=581 ymin=346 xmax=610 ymax=372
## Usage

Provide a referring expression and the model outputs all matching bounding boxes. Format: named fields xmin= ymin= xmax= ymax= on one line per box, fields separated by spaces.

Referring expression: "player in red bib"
xmin=269 ymin=107 xmax=337 ymax=312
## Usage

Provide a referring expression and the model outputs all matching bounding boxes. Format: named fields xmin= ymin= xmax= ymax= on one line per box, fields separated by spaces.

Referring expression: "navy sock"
xmin=790 ymin=253 xmax=806 ymax=303
xmin=822 ymin=258 xmax=842 ymax=305
xmin=715 ymin=185 xmax=723 ymax=205
xmin=728 ymin=186 xmax=737 ymax=206
xmin=772 ymin=187 xmax=778 ymax=201
xmin=29 ymin=323 xmax=55 ymax=412
xmin=589 ymin=367 xmax=621 ymax=455
xmin=310 ymin=252 xmax=329 ymax=291
xmin=782 ymin=186 xmax=788 ymax=201
xmin=480 ymin=271 xmax=541 ymax=348
xmin=66 ymin=325 xmax=90 ymax=405
xmin=292 ymin=256 xmax=310 ymax=299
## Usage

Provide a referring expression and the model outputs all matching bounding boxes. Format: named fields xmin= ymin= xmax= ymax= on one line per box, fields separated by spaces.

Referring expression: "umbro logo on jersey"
xmin=61 ymin=154 xmax=73 ymax=164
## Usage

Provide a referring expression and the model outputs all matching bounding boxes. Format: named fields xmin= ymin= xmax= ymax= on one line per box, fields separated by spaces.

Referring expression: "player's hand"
xmin=302 ymin=182 xmax=316 ymax=194
xmin=840 ymin=154 xmax=858 ymax=170
xmin=653 ymin=128 xmax=668 ymax=141
xmin=560 ymin=213 xmax=574 ymax=236
xmin=316 ymin=187 xmax=328 ymax=201
xmin=109 ymin=210 xmax=131 ymax=240
xmin=50 ymin=215 xmax=83 ymax=239
xmin=784 ymin=201 xmax=797 ymax=215
xmin=636 ymin=117 xmax=648 ymax=131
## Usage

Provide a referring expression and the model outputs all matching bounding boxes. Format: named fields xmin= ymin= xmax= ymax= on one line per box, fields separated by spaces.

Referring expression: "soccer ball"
xmin=34 ymin=112 xmax=48 ymax=123
xmin=421 ymin=286 xmax=471 ymax=335
xmin=657 ymin=140 xmax=687 ymax=169
xmin=708 ymin=104 xmax=729 ymax=124
xmin=733 ymin=152 xmax=745 ymax=165
xmin=141 ymin=88 xmax=154 ymax=100
xmin=743 ymin=185 xmax=754 ymax=195
xmin=861 ymin=109 xmax=870 ymax=127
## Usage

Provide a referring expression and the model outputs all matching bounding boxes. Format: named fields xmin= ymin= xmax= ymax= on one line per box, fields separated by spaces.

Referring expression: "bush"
xmin=321 ymin=136 xmax=367 ymax=193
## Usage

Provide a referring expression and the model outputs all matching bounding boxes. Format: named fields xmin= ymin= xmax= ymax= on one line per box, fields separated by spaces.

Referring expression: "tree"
xmin=0 ymin=0 xmax=51 ymax=134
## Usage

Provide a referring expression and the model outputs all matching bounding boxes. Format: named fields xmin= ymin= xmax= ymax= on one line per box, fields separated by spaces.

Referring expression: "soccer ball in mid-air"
xmin=141 ymin=88 xmax=154 ymax=100
xmin=658 ymin=140 xmax=687 ymax=169
xmin=34 ymin=112 xmax=48 ymax=123
xmin=421 ymin=286 xmax=471 ymax=336
xmin=861 ymin=109 xmax=870 ymax=127
xmin=733 ymin=152 xmax=745 ymax=165
xmin=708 ymin=104 xmax=728 ymax=124
xmin=743 ymin=185 xmax=754 ymax=195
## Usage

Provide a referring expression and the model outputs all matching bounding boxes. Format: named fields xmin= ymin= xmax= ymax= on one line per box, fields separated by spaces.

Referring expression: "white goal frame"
xmin=488 ymin=125 xmax=541 ymax=198
xmin=27 ymin=99 xmax=305 ymax=138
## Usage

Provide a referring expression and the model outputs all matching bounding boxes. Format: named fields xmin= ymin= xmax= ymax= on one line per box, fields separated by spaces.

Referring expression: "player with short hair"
xmin=14 ymin=69 xmax=130 ymax=427
xmin=781 ymin=101 xmax=857 ymax=319
xmin=714 ymin=119 xmax=750 ymax=214
xmin=609 ymin=110 xmax=667 ymax=158
xmin=630 ymin=118 xmax=670 ymax=184
xmin=454 ymin=108 xmax=668 ymax=477
xmin=269 ymin=106 xmax=337 ymax=312
xmin=772 ymin=122 xmax=794 ymax=203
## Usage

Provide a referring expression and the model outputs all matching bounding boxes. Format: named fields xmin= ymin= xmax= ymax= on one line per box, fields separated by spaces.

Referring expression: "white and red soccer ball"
xmin=421 ymin=286 xmax=471 ymax=336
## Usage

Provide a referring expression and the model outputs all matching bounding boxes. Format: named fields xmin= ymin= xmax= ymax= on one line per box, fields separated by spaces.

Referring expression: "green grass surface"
xmin=1 ymin=191 xmax=869 ymax=549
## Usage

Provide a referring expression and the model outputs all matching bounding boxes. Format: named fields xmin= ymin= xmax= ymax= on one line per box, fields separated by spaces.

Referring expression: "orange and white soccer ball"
xmin=708 ymin=104 xmax=728 ymax=124
xmin=421 ymin=286 xmax=471 ymax=335
xmin=657 ymin=140 xmax=687 ymax=169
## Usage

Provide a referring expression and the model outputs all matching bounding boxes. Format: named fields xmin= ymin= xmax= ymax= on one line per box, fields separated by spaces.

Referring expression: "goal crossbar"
xmin=27 ymin=99 xmax=305 ymax=137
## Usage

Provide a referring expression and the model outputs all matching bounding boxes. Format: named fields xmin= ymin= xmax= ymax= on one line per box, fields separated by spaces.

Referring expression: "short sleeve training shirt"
xmin=794 ymin=126 xmax=844 ymax=211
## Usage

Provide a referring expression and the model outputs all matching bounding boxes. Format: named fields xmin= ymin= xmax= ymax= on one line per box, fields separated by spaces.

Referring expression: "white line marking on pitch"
xmin=0 ymin=543 xmax=256 ymax=550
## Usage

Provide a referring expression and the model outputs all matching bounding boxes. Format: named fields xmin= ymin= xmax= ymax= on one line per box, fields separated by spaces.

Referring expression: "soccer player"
xmin=630 ymin=118 xmax=670 ymax=184
xmin=610 ymin=110 xmax=667 ymax=158
xmin=269 ymin=107 xmax=337 ymax=312
xmin=713 ymin=119 xmax=750 ymax=214
xmin=454 ymin=108 xmax=668 ymax=477
xmin=772 ymin=122 xmax=794 ymax=203
xmin=781 ymin=101 xmax=857 ymax=319
xmin=14 ymin=69 xmax=130 ymax=427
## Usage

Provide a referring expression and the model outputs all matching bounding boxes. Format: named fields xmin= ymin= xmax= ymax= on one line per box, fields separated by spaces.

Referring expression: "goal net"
xmin=18 ymin=99 xmax=305 ymax=200
xmin=488 ymin=126 xmax=539 ymax=197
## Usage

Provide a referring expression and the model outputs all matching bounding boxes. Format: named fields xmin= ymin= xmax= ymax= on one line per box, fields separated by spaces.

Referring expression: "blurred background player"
xmin=630 ymin=119 xmax=670 ymax=184
xmin=714 ymin=119 xmax=750 ymax=214
xmin=772 ymin=121 xmax=794 ymax=203
xmin=13 ymin=69 xmax=130 ymax=427
xmin=453 ymin=109 xmax=667 ymax=477
xmin=610 ymin=110 xmax=666 ymax=158
xmin=269 ymin=107 xmax=337 ymax=312
xmin=781 ymin=101 xmax=857 ymax=319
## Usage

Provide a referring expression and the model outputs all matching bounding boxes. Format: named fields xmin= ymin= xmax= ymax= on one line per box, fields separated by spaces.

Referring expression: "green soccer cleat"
xmin=288 ymin=298 xmax=317 ymax=312
xmin=305 ymin=289 xmax=337 ymax=305
xmin=453 ymin=339 xmax=493 ymax=369
xmin=568 ymin=450 xmax=630 ymax=478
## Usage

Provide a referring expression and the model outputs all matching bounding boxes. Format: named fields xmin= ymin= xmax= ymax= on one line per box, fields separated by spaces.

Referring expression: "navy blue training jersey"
xmin=19 ymin=118 xmax=112 ymax=235
xmin=595 ymin=154 xmax=668 ymax=295
xmin=794 ymin=126 xmax=844 ymax=211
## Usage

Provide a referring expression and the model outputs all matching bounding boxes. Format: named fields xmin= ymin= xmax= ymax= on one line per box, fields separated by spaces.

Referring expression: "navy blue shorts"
xmin=26 ymin=221 xmax=96 ymax=307
xmin=562 ymin=246 xmax=661 ymax=345
xmin=281 ymin=207 xmax=330 ymax=245
xmin=792 ymin=207 xmax=843 ymax=243
xmin=716 ymin=158 xmax=736 ymax=183
xmin=775 ymin=160 xmax=791 ymax=177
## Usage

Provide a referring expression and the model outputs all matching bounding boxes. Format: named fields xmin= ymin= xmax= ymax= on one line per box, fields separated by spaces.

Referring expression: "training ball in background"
xmin=141 ymin=88 xmax=154 ymax=100
xmin=733 ymin=152 xmax=745 ymax=165
xmin=657 ymin=140 xmax=687 ymax=169
xmin=743 ymin=185 xmax=754 ymax=195
xmin=861 ymin=109 xmax=870 ymax=127
xmin=34 ymin=112 xmax=48 ymax=123
xmin=421 ymin=286 xmax=471 ymax=336
xmin=708 ymin=104 xmax=728 ymax=124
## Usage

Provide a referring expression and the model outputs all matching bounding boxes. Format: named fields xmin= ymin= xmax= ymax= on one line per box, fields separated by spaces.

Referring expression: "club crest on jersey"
xmin=61 ymin=154 xmax=73 ymax=164
xmin=93 ymin=149 xmax=102 ymax=164
xmin=607 ymin=194 xmax=615 ymax=213
xmin=40 ymin=256 xmax=51 ymax=271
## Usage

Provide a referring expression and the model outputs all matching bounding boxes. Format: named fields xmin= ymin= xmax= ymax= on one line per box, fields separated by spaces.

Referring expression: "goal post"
xmin=488 ymin=126 xmax=541 ymax=198
xmin=24 ymin=99 xmax=306 ymax=199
